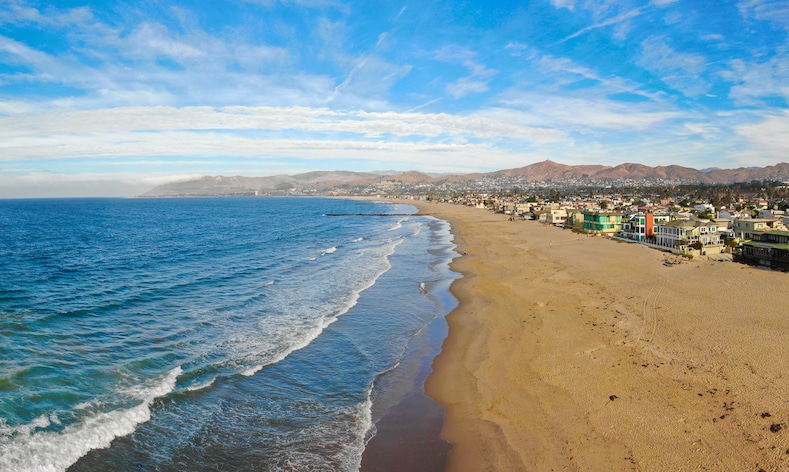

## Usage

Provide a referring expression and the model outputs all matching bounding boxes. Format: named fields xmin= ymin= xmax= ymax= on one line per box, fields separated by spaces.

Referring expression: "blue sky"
xmin=1 ymin=0 xmax=788 ymax=196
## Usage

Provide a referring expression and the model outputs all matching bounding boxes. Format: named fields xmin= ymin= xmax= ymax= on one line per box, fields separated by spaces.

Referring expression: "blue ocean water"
xmin=0 ymin=197 xmax=459 ymax=471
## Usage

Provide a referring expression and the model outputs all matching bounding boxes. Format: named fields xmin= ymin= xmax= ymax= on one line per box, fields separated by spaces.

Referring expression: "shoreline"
xmin=404 ymin=199 xmax=789 ymax=471
xmin=359 ymin=207 xmax=457 ymax=472
xmin=359 ymin=313 xmax=452 ymax=472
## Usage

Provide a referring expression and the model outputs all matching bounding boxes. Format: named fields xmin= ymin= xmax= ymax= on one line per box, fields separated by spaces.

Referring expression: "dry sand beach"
xmin=402 ymin=200 xmax=789 ymax=472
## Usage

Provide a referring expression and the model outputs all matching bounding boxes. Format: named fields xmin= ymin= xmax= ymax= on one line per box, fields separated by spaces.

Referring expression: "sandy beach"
xmin=403 ymin=200 xmax=789 ymax=471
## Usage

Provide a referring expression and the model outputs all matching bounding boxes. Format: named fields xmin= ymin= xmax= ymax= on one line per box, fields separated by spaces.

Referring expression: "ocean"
xmin=0 ymin=197 xmax=459 ymax=471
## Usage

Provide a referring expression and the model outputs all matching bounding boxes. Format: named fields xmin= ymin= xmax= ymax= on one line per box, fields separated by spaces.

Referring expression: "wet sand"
xmin=360 ymin=280 xmax=453 ymax=472
xmin=406 ymin=200 xmax=789 ymax=471
xmin=360 ymin=391 xmax=450 ymax=472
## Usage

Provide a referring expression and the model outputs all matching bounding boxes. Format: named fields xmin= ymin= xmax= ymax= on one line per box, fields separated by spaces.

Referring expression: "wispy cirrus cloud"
xmin=637 ymin=36 xmax=711 ymax=97
xmin=434 ymin=46 xmax=497 ymax=99
xmin=554 ymin=5 xmax=645 ymax=44
xmin=738 ymin=0 xmax=789 ymax=26
xmin=550 ymin=0 xmax=575 ymax=11
xmin=506 ymin=44 xmax=667 ymax=103
xmin=721 ymin=54 xmax=789 ymax=106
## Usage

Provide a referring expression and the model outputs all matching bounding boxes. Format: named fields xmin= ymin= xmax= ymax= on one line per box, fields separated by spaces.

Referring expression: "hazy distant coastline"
xmin=141 ymin=160 xmax=789 ymax=198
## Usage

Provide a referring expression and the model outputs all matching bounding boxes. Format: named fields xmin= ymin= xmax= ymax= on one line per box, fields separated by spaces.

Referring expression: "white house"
xmin=655 ymin=220 xmax=721 ymax=252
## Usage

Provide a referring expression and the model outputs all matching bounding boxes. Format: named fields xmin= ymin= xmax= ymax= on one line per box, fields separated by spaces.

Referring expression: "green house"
xmin=735 ymin=230 xmax=789 ymax=271
xmin=582 ymin=211 xmax=623 ymax=235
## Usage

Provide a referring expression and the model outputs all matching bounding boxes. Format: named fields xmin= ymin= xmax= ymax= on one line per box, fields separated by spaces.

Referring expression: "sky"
xmin=1 ymin=0 xmax=789 ymax=197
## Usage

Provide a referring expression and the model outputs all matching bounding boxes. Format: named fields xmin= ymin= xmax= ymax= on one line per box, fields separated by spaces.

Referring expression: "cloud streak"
xmin=554 ymin=6 xmax=645 ymax=44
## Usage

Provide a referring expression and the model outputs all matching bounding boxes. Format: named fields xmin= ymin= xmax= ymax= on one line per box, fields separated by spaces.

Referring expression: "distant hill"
xmin=140 ymin=161 xmax=789 ymax=197
xmin=486 ymin=160 xmax=789 ymax=184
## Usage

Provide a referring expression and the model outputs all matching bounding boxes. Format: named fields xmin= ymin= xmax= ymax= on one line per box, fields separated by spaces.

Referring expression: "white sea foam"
xmin=0 ymin=367 xmax=181 ymax=472
xmin=352 ymin=237 xmax=364 ymax=243
xmin=388 ymin=218 xmax=406 ymax=231
xmin=239 ymin=238 xmax=403 ymax=384
xmin=240 ymin=365 xmax=263 ymax=376
xmin=269 ymin=392 xmax=375 ymax=472
xmin=184 ymin=377 xmax=216 ymax=392
xmin=348 ymin=386 xmax=375 ymax=471
xmin=322 ymin=246 xmax=337 ymax=255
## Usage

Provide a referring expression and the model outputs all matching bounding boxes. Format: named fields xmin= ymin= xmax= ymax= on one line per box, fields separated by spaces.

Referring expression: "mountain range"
xmin=141 ymin=161 xmax=789 ymax=197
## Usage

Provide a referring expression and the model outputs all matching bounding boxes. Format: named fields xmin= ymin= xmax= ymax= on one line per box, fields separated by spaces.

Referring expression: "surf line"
xmin=323 ymin=213 xmax=414 ymax=217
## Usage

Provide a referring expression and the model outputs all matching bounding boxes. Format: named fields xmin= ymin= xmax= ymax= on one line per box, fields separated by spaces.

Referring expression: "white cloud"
xmin=492 ymin=91 xmax=683 ymax=131
xmin=551 ymin=0 xmax=575 ymax=11
xmin=435 ymin=46 xmax=497 ymax=99
xmin=125 ymin=22 xmax=206 ymax=61
xmin=555 ymin=5 xmax=644 ymax=44
xmin=446 ymin=78 xmax=489 ymax=99
xmin=0 ymin=2 xmax=94 ymax=28
xmin=0 ymin=105 xmax=566 ymax=165
xmin=512 ymin=47 xmax=667 ymax=103
xmin=240 ymin=0 xmax=348 ymax=9
xmin=738 ymin=0 xmax=789 ymax=26
xmin=735 ymin=111 xmax=789 ymax=158
xmin=0 ymin=35 xmax=67 ymax=80
xmin=682 ymin=123 xmax=720 ymax=139
xmin=640 ymin=37 xmax=706 ymax=75
xmin=375 ymin=32 xmax=388 ymax=49
xmin=0 ymin=100 xmax=36 ymax=114
xmin=0 ymin=132 xmax=526 ymax=177
xmin=637 ymin=36 xmax=710 ymax=96
xmin=504 ymin=42 xmax=532 ymax=58
xmin=722 ymin=55 xmax=789 ymax=105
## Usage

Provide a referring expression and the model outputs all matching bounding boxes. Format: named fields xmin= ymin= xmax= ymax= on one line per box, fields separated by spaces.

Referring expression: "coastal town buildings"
xmin=735 ymin=230 xmax=789 ymax=271
xmin=385 ymin=175 xmax=789 ymax=270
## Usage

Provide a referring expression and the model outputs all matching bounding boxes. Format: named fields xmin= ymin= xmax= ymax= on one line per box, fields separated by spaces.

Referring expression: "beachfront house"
xmin=734 ymin=230 xmax=789 ymax=271
xmin=535 ymin=208 xmax=568 ymax=226
xmin=581 ymin=211 xmax=623 ymax=235
xmin=564 ymin=209 xmax=584 ymax=231
xmin=732 ymin=218 xmax=786 ymax=241
xmin=654 ymin=220 xmax=721 ymax=254
xmin=619 ymin=211 xmax=670 ymax=242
